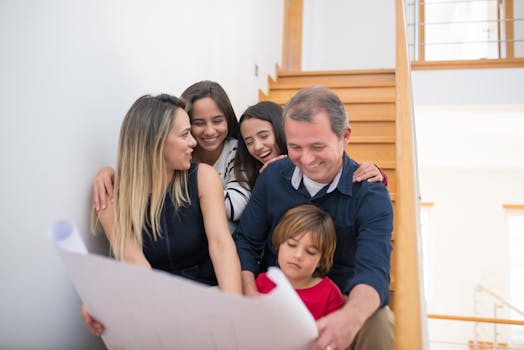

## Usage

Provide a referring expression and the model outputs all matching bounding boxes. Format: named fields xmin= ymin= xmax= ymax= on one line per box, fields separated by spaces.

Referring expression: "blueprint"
xmin=51 ymin=221 xmax=318 ymax=350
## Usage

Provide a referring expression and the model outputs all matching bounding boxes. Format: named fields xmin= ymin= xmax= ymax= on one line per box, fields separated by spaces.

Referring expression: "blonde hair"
xmin=111 ymin=94 xmax=190 ymax=260
xmin=272 ymin=204 xmax=337 ymax=277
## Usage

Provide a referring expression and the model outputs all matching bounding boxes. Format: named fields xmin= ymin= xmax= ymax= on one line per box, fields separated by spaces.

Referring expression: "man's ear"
xmin=342 ymin=127 xmax=352 ymax=146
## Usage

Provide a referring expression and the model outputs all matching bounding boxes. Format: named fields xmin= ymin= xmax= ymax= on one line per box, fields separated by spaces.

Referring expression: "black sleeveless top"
xmin=142 ymin=162 xmax=217 ymax=286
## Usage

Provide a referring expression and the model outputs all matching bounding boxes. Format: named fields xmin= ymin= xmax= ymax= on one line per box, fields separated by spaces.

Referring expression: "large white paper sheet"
xmin=50 ymin=221 xmax=318 ymax=350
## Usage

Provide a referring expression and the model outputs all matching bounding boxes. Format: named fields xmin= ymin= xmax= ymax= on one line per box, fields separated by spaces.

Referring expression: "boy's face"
xmin=278 ymin=232 xmax=321 ymax=289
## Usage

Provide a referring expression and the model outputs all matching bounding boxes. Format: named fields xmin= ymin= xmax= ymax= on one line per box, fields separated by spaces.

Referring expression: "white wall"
xmin=418 ymin=168 xmax=524 ymax=349
xmin=413 ymin=105 xmax=524 ymax=169
xmin=302 ymin=0 xmax=396 ymax=70
xmin=413 ymin=73 xmax=524 ymax=348
xmin=412 ymin=69 xmax=524 ymax=106
xmin=0 ymin=1 xmax=282 ymax=349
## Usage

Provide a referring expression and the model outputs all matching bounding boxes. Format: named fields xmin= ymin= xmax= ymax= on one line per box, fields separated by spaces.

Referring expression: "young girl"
xmin=255 ymin=204 xmax=345 ymax=320
xmin=181 ymin=81 xmax=250 ymax=223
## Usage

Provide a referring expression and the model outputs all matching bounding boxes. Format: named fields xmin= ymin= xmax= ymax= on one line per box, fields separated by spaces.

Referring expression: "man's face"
xmin=285 ymin=111 xmax=350 ymax=184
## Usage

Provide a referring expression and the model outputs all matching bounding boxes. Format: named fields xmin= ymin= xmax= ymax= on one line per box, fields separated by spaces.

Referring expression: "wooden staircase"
xmin=270 ymin=2 xmax=424 ymax=348
xmin=259 ymin=68 xmax=399 ymax=305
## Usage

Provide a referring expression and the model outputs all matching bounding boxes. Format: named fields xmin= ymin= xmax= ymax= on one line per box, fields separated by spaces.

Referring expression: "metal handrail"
xmin=409 ymin=39 xmax=524 ymax=46
xmin=428 ymin=314 xmax=524 ymax=326
xmin=408 ymin=0 xmax=499 ymax=6
xmin=409 ymin=18 xmax=524 ymax=26
xmin=476 ymin=284 xmax=524 ymax=319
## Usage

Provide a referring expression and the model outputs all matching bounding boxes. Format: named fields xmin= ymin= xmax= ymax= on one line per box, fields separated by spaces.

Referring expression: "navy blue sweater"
xmin=234 ymin=155 xmax=393 ymax=307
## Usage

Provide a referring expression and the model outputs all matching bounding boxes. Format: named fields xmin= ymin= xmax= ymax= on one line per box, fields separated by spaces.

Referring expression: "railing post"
xmin=282 ymin=0 xmax=303 ymax=71
xmin=395 ymin=0 xmax=426 ymax=349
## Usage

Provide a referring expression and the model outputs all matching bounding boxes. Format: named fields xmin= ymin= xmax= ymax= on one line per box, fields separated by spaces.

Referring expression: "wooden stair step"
xmin=260 ymin=97 xmax=396 ymax=122
xmin=277 ymin=68 xmax=395 ymax=76
xmin=264 ymin=86 xmax=396 ymax=105
xmin=346 ymin=103 xmax=396 ymax=122
xmin=362 ymin=160 xmax=396 ymax=169
xmin=349 ymin=136 xmax=396 ymax=144
xmin=273 ymin=69 xmax=395 ymax=90
xmin=350 ymin=121 xmax=396 ymax=139
xmin=347 ymin=143 xmax=396 ymax=164
xmin=270 ymin=80 xmax=395 ymax=90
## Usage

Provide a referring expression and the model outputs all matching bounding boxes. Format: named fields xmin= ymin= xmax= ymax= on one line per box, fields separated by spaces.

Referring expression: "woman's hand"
xmin=259 ymin=154 xmax=287 ymax=173
xmin=93 ymin=166 xmax=116 ymax=211
xmin=80 ymin=304 xmax=105 ymax=336
xmin=352 ymin=162 xmax=385 ymax=184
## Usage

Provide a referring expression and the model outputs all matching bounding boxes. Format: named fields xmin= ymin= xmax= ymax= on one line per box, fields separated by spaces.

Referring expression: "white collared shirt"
xmin=291 ymin=166 xmax=343 ymax=197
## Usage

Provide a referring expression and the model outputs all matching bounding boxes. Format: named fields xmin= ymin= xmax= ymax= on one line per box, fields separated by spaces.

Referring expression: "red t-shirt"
xmin=256 ymin=272 xmax=345 ymax=320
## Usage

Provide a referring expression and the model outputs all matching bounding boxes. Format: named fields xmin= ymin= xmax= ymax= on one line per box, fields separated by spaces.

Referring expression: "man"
xmin=234 ymin=86 xmax=394 ymax=350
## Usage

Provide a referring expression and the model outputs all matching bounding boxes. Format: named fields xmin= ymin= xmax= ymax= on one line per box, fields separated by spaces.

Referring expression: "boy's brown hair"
xmin=272 ymin=204 xmax=337 ymax=277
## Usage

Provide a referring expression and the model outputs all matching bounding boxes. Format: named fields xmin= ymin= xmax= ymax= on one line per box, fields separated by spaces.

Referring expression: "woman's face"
xmin=190 ymin=97 xmax=228 ymax=154
xmin=240 ymin=118 xmax=281 ymax=164
xmin=163 ymin=108 xmax=197 ymax=172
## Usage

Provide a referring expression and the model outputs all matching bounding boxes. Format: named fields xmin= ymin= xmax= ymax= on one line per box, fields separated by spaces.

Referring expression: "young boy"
xmin=256 ymin=204 xmax=345 ymax=320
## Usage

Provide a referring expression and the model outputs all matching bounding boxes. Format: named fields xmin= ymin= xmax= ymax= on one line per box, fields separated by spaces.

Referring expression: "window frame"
xmin=411 ymin=0 xmax=521 ymax=67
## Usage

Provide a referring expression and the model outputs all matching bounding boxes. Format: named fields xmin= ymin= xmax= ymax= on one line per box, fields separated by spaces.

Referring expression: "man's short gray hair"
xmin=283 ymin=86 xmax=349 ymax=138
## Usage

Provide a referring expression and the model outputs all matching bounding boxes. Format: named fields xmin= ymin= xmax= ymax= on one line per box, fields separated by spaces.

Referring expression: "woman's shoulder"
xmin=196 ymin=162 xmax=218 ymax=177
xmin=195 ymin=162 xmax=222 ymax=188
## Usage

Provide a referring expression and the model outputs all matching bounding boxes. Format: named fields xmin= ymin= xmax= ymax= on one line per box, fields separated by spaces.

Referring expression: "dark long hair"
xmin=234 ymin=101 xmax=286 ymax=190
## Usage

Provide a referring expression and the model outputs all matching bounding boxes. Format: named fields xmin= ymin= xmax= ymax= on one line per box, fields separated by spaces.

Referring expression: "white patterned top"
xmin=213 ymin=138 xmax=251 ymax=222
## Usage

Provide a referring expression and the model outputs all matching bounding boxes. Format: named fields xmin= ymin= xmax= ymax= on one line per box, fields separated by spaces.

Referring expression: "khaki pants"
xmin=348 ymin=306 xmax=394 ymax=350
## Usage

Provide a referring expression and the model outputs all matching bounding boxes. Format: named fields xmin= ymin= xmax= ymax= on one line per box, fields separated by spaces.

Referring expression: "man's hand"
xmin=310 ymin=284 xmax=380 ymax=350
xmin=241 ymin=270 xmax=262 ymax=297
xmin=309 ymin=306 xmax=361 ymax=350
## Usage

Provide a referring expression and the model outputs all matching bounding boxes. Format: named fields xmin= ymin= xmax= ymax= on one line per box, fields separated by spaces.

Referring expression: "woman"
xmin=234 ymin=101 xmax=387 ymax=191
xmin=83 ymin=94 xmax=242 ymax=335
xmin=94 ymin=81 xmax=250 ymax=225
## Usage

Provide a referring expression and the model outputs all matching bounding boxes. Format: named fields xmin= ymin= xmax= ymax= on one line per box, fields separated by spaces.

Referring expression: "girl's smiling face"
xmin=240 ymin=118 xmax=281 ymax=164
xmin=190 ymin=97 xmax=228 ymax=154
